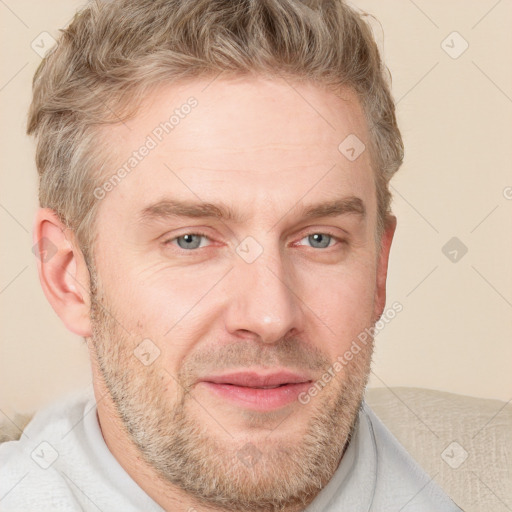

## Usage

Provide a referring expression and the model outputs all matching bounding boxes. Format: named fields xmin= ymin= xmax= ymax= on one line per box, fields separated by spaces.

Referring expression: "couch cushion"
xmin=365 ymin=386 xmax=512 ymax=512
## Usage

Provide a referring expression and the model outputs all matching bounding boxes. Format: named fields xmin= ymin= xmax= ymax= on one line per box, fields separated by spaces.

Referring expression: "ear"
xmin=373 ymin=215 xmax=397 ymax=322
xmin=32 ymin=208 xmax=92 ymax=337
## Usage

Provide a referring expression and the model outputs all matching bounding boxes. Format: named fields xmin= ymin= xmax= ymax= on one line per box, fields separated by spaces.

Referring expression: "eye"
xmin=165 ymin=232 xmax=211 ymax=250
xmin=296 ymin=232 xmax=341 ymax=249
xmin=163 ymin=230 xmax=344 ymax=253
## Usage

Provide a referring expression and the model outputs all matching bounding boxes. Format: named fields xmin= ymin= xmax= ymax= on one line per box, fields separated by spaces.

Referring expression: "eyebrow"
xmin=138 ymin=196 xmax=366 ymax=224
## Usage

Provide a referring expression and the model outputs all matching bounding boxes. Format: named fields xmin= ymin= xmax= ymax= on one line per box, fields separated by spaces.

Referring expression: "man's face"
xmin=87 ymin=76 xmax=388 ymax=511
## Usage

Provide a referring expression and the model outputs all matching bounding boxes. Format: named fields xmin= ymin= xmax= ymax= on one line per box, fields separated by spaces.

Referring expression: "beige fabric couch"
xmin=1 ymin=387 xmax=510 ymax=511
xmin=365 ymin=387 xmax=512 ymax=512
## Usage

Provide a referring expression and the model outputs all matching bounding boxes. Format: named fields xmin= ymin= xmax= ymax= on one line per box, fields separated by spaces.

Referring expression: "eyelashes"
xmin=163 ymin=231 xmax=346 ymax=253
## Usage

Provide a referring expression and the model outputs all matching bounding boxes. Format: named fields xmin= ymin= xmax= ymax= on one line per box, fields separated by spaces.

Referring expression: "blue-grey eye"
xmin=175 ymin=234 xmax=205 ymax=250
xmin=307 ymin=233 xmax=333 ymax=249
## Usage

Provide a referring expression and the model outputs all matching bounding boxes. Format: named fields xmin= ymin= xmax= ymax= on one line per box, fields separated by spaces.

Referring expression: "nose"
xmin=223 ymin=243 xmax=303 ymax=344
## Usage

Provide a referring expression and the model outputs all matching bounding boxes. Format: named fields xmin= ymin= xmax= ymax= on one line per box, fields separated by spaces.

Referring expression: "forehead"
xmin=95 ymin=75 xmax=375 ymax=226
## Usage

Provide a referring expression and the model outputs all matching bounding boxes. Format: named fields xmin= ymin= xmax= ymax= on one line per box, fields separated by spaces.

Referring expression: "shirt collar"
xmin=85 ymin=392 xmax=376 ymax=512
xmin=305 ymin=401 xmax=377 ymax=512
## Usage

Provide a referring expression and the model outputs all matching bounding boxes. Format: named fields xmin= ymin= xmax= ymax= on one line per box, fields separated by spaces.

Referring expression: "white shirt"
xmin=0 ymin=387 xmax=463 ymax=511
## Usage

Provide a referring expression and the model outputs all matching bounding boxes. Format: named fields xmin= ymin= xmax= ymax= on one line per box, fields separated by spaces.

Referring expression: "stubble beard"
xmin=88 ymin=265 xmax=374 ymax=512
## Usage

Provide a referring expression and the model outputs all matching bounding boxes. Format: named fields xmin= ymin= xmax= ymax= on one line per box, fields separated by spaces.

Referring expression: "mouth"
xmin=197 ymin=370 xmax=313 ymax=411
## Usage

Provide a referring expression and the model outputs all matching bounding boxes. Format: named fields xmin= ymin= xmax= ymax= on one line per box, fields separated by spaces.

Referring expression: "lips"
xmin=202 ymin=370 xmax=311 ymax=388
xmin=197 ymin=370 xmax=313 ymax=411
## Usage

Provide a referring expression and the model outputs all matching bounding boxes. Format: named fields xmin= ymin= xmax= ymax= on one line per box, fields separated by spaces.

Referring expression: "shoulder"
xmin=0 ymin=388 xmax=93 ymax=511
xmin=362 ymin=402 xmax=463 ymax=512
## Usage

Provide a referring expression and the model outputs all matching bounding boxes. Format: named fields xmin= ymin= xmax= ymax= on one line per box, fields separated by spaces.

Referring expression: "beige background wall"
xmin=1 ymin=0 xmax=511 ymax=416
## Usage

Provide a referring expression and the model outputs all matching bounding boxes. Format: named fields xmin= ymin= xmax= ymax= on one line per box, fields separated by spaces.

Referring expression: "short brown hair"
xmin=27 ymin=0 xmax=404 ymax=266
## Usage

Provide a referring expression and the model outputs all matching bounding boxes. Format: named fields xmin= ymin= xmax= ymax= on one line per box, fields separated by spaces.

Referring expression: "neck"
xmin=92 ymin=378 xmax=329 ymax=512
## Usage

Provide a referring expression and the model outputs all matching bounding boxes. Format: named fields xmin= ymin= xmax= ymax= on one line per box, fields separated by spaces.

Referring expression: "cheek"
xmin=101 ymin=267 xmax=209 ymax=371
xmin=300 ymin=259 xmax=377 ymax=354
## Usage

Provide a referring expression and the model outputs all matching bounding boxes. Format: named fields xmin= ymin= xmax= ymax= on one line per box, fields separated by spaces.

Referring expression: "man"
xmin=0 ymin=0 xmax=463 ymax=511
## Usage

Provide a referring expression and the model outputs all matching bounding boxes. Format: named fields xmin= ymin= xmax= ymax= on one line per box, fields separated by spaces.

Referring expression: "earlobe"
xmin=33 ymin=208 xmax=92 ymax=337
xmin=373 ymin=215 xmax=397 ymax=322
